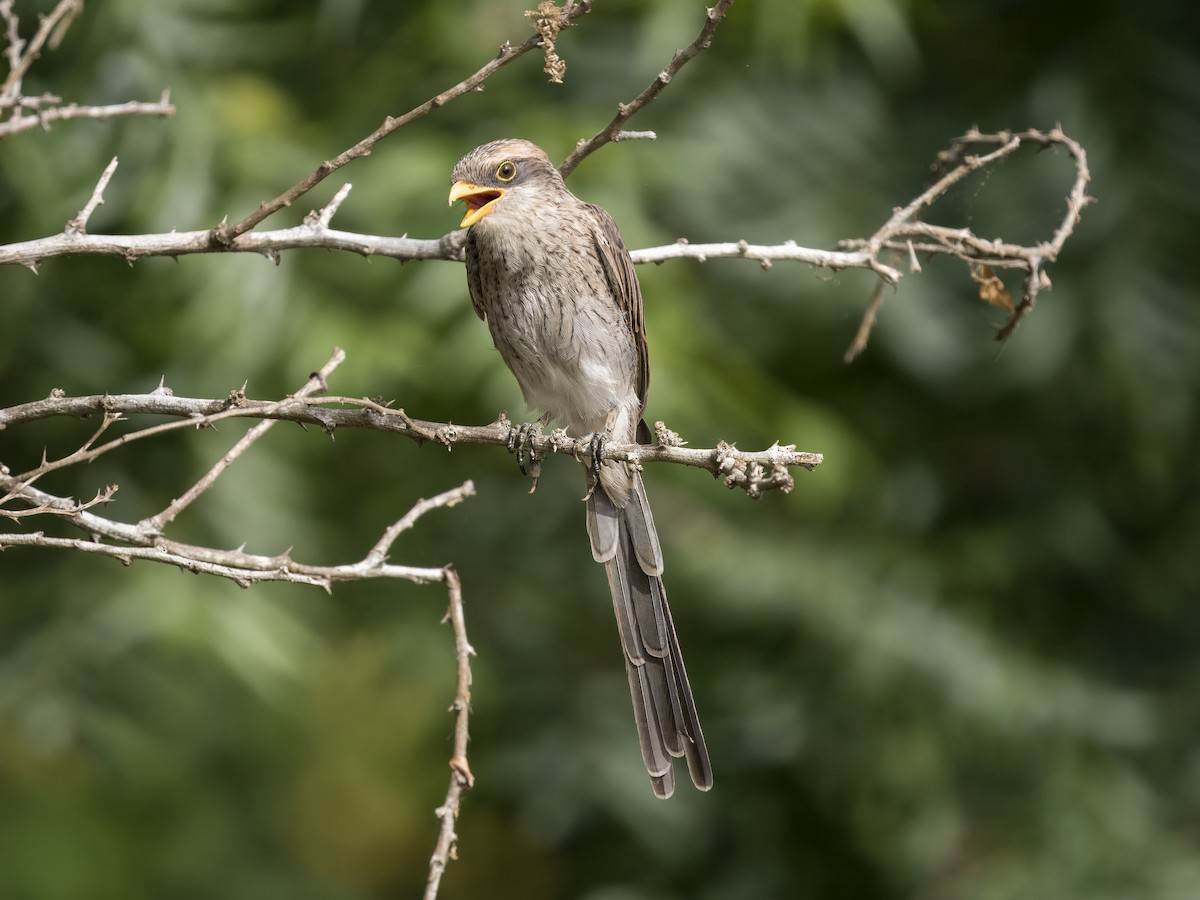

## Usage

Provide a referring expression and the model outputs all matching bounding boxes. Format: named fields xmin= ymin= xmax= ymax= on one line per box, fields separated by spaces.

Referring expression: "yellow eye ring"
xmin=495 ymin=161 xmax=516 ymax=182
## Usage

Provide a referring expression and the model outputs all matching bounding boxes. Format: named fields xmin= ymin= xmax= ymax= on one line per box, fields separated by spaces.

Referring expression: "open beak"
xmin=449 ymin=180 xmax=505 ymax=228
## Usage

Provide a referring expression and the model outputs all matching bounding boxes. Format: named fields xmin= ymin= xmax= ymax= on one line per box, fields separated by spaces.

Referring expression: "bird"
xmin=448 ymin=138 xmax=712 ymax=798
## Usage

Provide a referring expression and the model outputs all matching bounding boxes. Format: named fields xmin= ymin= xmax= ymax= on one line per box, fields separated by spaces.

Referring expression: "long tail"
xmin=586 ymin=473 xmax=712 ymax=798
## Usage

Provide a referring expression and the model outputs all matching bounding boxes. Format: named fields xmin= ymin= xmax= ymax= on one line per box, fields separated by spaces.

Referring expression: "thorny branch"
xmin=140 ymin=349 xmax=344 ymax=535
xmin=558 ymin=0 xmax=735 ymax=178
xmin=0 ymin=466 xmax=476 ymax=591
xmin=0 ymin=388 xmax=822 ymax=498
xmin=424 ymin=566 xmax=475 ymax=900
xmin=0 ymin=346 xmax=480 ymax=895
xmin=208 ymin=0 xmax=594 ymax=245
xmin=0 ymin=126 xmax=1090 ymax=353
xmin=1 ymin=371 xmax=782 ymax=892
xmin=0 ymin=349 xmax=478 ymax=584
xmin=0 ymin=2 xmax=1089 ymax=359
xmin=65 ymin=155 xmax=118 ymax=234
xmin=0 ymin=0 xmax=174 ymax=137
xmin=839 ymin=126 xmax=1092 ymax=353
xmin=0 ymin=0 xmax=80 ymax=97
xmin=0 ymin=93 xmax=175 ymax=138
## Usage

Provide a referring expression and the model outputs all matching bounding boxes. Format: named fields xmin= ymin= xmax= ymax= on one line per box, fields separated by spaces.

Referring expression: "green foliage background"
xmin=2 ymin=1 xmax=1199 ymax=897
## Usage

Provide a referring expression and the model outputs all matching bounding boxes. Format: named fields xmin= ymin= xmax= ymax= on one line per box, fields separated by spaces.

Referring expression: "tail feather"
xmin=586 ymin=474 xmax=713 ymax=798
xmin=624 ymin=480 xmax=663 ymax=575
xmin=586 ymin=484 xmax=620 ymax=563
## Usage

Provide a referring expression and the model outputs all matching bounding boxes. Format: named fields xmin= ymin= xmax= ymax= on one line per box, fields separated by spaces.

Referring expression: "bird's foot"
xmin=575 ymin=430 xmax=609 ymax=500
xmin=507 ymin=420 xmax=544 ymax=493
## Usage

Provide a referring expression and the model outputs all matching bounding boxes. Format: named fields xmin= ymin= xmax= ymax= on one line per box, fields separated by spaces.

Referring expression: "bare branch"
xmin=424 ymin=566 xmax=475 ymax=900
xmin=0 ymin=2 xmax=1090 ymax=365
xmin=3 ymin=367 xmax=475 ymax=590
xmin=0 ymin=226 xmax=894 ymax=276
xmin=1 ymin=482 xmax=116 ymax=521
xmin=838 ymin=126 xmax=1092 ymax=344
xmin=0 ymin=478 xmax=456 ymax=590
xmin=558 ymin=0 xmax=735 ymax=178
xmin=366 ymin=482 xmax=477 ymax=567
xmin=0 ymin=1 xmax=172 ymax=140
xmin=0 ymin=391 xmax=823 ymax=497
xmin=844 ymin=275 xmax=889 ymax=363
xmin=0 ymin=464 xmax=475 ymax=589
xmin=1 ymin=128 xmax=1085 ymax=338
xmin=0 ymin=0 xmax=82 ymax=98
xmin=996 ymin=259 xmax=1050 ymax=343
xmin=1 ymin=1 xmax=23 ymax=79
xmin=209 ymin=0 xmax=595 ymax=245
xmin=139 ymin=349 xmax=346 ymax=534
xmin=0 ymin=529 xmax=454 ymax=589
xmin=0 ymin=94 xmax=176 ymax=138
xmin=628 ymin=237 xmax=893 ymax=278
xmin=0 ymin=217 xmax=461 ymax=269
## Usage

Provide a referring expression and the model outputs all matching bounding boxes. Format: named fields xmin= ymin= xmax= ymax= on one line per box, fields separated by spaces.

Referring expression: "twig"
xmin=0 ymin=0 xmax=82 ymax=98
xmin=996 ymin=259 xmax=1049 ymax=343
xmin=0 ymin=94 xmax=176 ymax=138
xmin=558 ymin=0 xmax=735 ymax=178
xmin=306 ymin=183 xmax=353 ymax=229
xmin=209 ymin=1 xmax=594 ymax=245
xmin=138 ymin=349 xmax=346 ymax=534
xmin=1 ymin=1 xmax=24 ymax=79
xmin=1 ymin=482 xmax=116 ymax=520
xmin=65 ymin=156 xmax=118 ymax=235
xmin=1 ymin=1 xmax=172 ymax=140
xmin=844 ymin=275 xmax=888 ymax=363
xmin=365 ymin=482 xmax=477 ymax=567
xmin=0 ymin=90 xmax=59 ymax=111
xmin=424 ymin=566 xmax=475 ymax=900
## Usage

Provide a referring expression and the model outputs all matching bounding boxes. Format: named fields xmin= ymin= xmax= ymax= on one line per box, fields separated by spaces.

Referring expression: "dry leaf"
xmin=525 ymin=1 xmax=567 ymax=83
xmin=973 ymin=265 xmax=1014 ymax=312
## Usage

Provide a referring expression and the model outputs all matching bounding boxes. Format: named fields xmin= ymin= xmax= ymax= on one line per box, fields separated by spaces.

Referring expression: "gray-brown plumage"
xmin=449 ymin=138 xmax=712 ymax=798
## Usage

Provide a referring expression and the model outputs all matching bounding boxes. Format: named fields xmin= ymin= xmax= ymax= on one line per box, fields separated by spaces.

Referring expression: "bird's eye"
xmin=495 ymin=161 xmax=517 ymax=182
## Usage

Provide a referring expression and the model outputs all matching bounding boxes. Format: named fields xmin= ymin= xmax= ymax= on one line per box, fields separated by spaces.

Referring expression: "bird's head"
xmin=448 ymin=138 xmax=563 ymax=228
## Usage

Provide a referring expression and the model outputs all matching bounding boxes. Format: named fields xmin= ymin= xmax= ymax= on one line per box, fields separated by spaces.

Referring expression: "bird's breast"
xmin=467 ymin=227 xmax=637 ymax=433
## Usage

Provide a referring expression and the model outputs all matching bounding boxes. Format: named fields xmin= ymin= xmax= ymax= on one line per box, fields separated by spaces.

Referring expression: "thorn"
xmin=449 ymin=754 xmax=475 ymax=788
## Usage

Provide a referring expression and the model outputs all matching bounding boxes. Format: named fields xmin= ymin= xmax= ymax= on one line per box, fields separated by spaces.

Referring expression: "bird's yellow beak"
xmin=449 ymin=180 xmax=505 ymax=228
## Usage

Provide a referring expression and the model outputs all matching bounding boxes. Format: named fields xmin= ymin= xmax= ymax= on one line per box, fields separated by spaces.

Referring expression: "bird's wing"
xmin=463 ymin=231 xmax=487 ymax=322
xmin=585 ymin=202 xmax=650 ymax=417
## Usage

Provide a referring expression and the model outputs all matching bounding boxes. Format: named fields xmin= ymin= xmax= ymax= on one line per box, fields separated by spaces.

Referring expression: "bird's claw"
xmin=578 ymin=430 xmax=609 ymax=500
xmin=507 ymin=421 xmax=544 ymax=492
